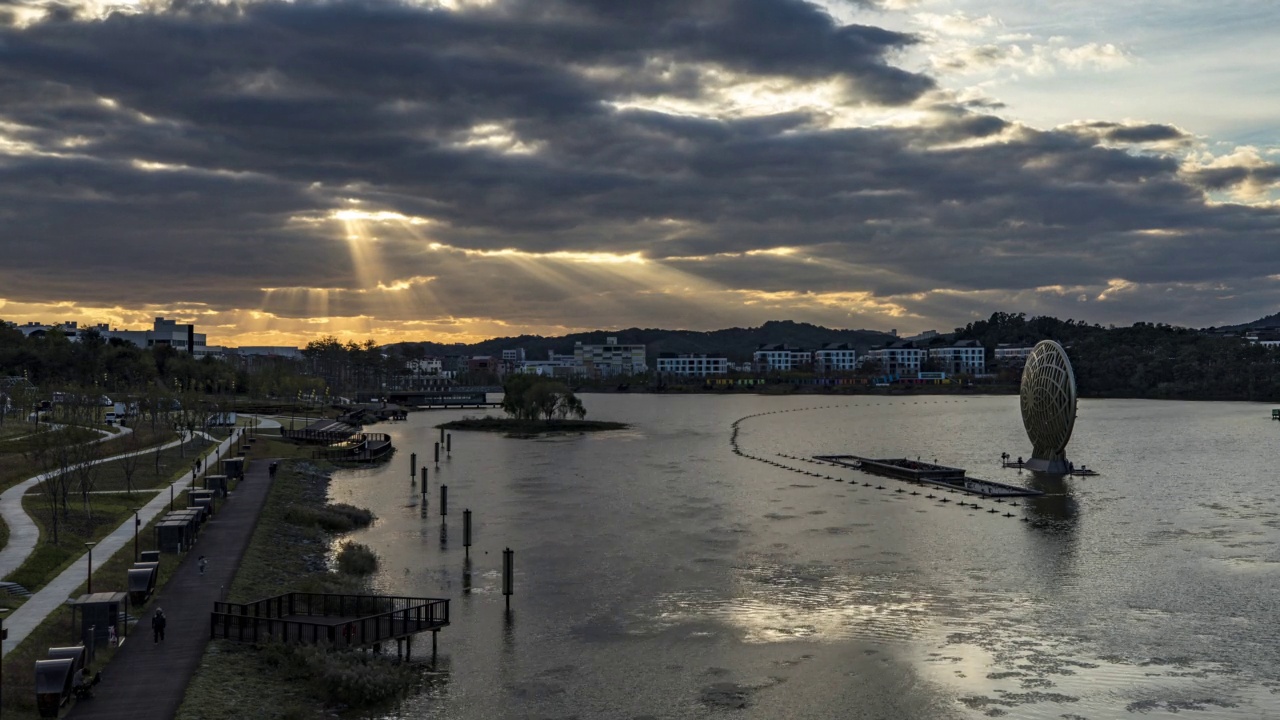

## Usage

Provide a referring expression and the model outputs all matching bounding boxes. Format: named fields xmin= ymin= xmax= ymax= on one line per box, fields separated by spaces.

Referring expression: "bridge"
xmin=374 ymin=389 xmax=502 ymax=409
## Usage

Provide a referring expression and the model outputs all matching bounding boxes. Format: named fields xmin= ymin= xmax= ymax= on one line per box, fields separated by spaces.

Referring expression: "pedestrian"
xmin=152 ymin=608 xmax=167 ymax=643
xmin=199 ymin=556 xmax=208 ymax=575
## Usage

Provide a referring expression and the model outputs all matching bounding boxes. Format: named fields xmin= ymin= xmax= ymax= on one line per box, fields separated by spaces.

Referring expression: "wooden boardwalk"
xmin=65 ymin=458 xmax=277 ymax=720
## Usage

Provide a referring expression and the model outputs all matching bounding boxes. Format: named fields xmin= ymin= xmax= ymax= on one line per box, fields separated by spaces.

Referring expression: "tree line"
xmin=954 ymin=312 xmax=1280 ymax=401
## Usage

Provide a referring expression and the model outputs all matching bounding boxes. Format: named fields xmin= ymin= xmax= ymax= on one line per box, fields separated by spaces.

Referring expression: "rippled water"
xmin=327 ymin=395 xmax=1280 ymax=719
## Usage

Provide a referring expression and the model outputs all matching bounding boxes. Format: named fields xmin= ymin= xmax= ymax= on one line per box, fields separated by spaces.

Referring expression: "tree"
xmin=501 ymin=375 xmax=587 ymax=422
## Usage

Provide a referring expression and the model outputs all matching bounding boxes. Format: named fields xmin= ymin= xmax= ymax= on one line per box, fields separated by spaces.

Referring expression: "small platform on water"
xmin=815 ymin=455 xmax=1045 ymax=497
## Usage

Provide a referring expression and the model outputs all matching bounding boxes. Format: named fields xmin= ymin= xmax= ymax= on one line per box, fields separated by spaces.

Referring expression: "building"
xmin=404 ymin=357 xmax=444 ymax=375
xmin=519 ymin=351 xmax=582 ymax=377
xmin=813 ymin=343 xmax=857 ymax=373
xmin=928 ymin=340 xmax=986 ymax=375
xmin=752 ymin=344 xmax=812 ymax=372
xmin=1245 ymin=332 xmax=1280 ymax=348
xmin=229 ymin=346 xmax=302 ymax=360
xmin=993 ymin=345 xmax=1035 ymax=364
xmin=656 ymin=353 xmax=729 ymax=377
xmin=573 ymin=337 xmax=647 ymax=377
xmin=14 ymin=317 xmax=207 ymax=355
xmin=866 ymin=341 xmax=922 ymax=376
xmin=501 ymin=349 xmax=526 ymax=363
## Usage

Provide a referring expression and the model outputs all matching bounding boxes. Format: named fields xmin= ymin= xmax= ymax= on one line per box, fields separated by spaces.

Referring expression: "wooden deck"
xmin=210 ymin=592 xmax=449 ymax=649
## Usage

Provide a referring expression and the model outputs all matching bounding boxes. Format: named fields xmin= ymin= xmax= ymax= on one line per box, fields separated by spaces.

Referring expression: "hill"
xmin=385 ymin=320 xmax=897 ymax=363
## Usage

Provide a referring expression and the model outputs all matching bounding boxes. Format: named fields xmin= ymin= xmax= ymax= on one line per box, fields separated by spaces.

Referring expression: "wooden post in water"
xmin=440 ymin=485 xmax=448 ymax=516
xmin=446 ymin=433 xmax=451 ymax=457
xmin=410 ymin=453 xmax=417 ymax=483
xmin=502 ymin=547 xmax=514 ymax=611
xmin=434 ymin=442 xmax=440 ymax=467
xmin=463 ymin=509 xmax=472 ymax=557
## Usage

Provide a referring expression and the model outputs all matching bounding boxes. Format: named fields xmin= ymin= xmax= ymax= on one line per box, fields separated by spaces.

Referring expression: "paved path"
xmin=0 ymin=415 xmax=278 ymax=580
xmin=0 ymin=431 xmax=243 ymax=654
xmin=65 ymin=456 xmax=277 ymax=720
xmin=0 ymin=425 xmax=138 ymax=580
xmin=0 ymin=427 xmax=215 ymax=581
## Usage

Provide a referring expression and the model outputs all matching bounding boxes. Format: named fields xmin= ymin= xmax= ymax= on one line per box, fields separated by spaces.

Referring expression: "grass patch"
xmin=90 ymin=435 xmax=213 ymax=493
xmin=284 ymin=503 xmax=374 ymax=534
xmin=11 ymin=492 xmax=155 ymax=594
xmin=439 ymin=416 xmax=628 ymax=434
xmin=177 ymin=461 xmax=410 ymax=720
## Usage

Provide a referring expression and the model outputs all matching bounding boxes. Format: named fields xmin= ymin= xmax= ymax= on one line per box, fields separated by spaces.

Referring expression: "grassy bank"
xmin=177 ymin=456 xmax=414 ymax=720
xmin=439 ymin=416 xmax=628 ymax=434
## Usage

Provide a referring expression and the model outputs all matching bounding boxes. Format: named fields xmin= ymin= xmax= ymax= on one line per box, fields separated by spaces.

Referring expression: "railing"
xmin=210 ymin=593 xmax=449 ymax=648
xmin=310 ymin=433 xmax=392 ymax=461
xmin=281 ymin=428 xmax=358 ymax=444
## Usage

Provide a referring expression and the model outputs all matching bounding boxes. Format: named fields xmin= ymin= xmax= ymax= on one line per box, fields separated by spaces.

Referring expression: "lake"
xmin=327 ymin=394 xmax=1280 ymax=719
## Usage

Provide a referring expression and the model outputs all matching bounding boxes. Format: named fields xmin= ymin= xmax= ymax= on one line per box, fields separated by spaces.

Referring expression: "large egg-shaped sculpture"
xmin=1020 ymin=340 xmax=1076 ymax=473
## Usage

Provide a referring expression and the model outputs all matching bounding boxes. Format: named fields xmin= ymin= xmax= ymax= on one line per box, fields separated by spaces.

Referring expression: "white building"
xmin=520 ymin=351 xmax=582 ymax=377
xmin=17 ymin=317 xmax=208 ymax=355
xmin=866 ymin=341 xmax=922 ymax=376
xmin=501 ymin=348 xmax=526 ymax=363
xmin=928 ymin=340 xmax=986 ymax=375
xmin=574 ymin=337 xmax=647 ymax=377
xmin=993 ymin=345 xmax=1035 ymax=363
xmin=656 ymin=353 xmax=729 ymax=377
xmin=753 ymin=344 xmax=812 ymax=372
xmin=405 ymin=357 xmax=444 ymax=375
xmin=1245 ymin=333 xmax=1280 ymax=348
xmin=813 ymin=343 xmax=857 ymax=373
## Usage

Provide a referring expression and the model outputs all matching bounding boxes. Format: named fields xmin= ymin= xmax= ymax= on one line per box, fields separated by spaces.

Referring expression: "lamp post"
xmin=133 ymin=507 xmax=141 ymax=561
xmin=1 ymin=607 xmax=8 ymax=716
xmin=85 ymin=542 xmax=96 ymax=594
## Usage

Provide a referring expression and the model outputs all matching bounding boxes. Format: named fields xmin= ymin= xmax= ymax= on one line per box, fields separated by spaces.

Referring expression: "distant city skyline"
xmin=1 ymin=0 xmax=1277 ymax=346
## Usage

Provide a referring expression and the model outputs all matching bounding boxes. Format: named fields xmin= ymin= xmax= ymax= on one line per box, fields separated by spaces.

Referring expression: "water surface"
xmin=328 ymin=395 xmax=1280 ymax=718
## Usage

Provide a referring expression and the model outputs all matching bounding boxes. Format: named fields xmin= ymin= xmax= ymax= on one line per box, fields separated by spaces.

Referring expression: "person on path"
xmin=199 ymin=556 xmax=208 ymax=575
xmin=152 ymin=608 xmax=167 ymax=643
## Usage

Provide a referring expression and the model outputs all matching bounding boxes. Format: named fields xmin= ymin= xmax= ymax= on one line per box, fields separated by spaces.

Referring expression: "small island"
xmin=440 ymin=376 xmax=628 ymax=435
xmin=439 ymin=417 xmax=628 ymax=433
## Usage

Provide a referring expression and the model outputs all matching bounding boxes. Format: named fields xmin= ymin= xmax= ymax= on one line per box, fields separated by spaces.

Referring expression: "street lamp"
xmin=85 ymin=542 xmax=96 ymax=595
xmin=1 ymin=607 xmax=8 ymax=716
xmin=133 ymin=508 xmax=141 ymax=561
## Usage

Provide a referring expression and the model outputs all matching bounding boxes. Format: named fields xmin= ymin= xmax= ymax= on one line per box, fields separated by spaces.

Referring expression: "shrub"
xmin=336 ymin=543 xmax=378 ymax=575
xmin=284 ymin=503 xmax=375 ymax=533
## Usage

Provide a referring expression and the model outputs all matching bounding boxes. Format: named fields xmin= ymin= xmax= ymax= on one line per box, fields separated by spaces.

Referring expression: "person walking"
xmin=199 ymin=556 xmax=208 ymax=575
xmin=152 ymin=608 xmax=167 ymax=643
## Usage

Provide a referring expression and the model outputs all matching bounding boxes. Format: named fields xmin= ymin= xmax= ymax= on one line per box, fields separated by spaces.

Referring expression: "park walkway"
xmin=1 ymin=427 xmax=207 ymax=582
xmin=0 ymin=430 xmax=245 ymax=654
xmin=1 ymin=415 xmax=280 ymax=655
xmin=65 ymin=456 xmax=278 ymax=720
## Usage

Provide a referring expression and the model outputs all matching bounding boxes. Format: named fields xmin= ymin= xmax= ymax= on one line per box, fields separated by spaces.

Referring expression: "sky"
xmin=1 ymin=0 xmax=1278 ymax=347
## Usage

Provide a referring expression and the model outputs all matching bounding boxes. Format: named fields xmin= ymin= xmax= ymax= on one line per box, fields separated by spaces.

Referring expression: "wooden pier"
xmin=815 ymin=454 xmax=1044 ymax=498
xmin=211 ymin=592 xmax=449 ymax=658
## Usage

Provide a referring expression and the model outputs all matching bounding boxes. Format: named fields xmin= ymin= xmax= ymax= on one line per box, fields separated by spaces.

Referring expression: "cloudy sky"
xmin=1 ymin=0 xmax=1278 ymax=346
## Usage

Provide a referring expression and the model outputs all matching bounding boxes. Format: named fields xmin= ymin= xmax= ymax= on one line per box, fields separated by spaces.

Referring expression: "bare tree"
xmin=71 ymin=433 xmax=104 ymax=518
xmin=119 ymin=430 xmax=143 ymax=496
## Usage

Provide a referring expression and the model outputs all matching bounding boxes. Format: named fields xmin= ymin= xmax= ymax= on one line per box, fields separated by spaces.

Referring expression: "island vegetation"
xmin=439 ymin=375 xmax=627 ymax=434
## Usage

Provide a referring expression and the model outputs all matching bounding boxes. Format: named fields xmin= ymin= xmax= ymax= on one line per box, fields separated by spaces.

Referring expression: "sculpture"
xmin=1019 ymin=340 xmax=1076 ymax=474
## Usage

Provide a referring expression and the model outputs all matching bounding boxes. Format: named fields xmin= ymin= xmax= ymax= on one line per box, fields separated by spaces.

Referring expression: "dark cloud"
xmin=0 ymin=0 xmax=1278 ymax=338
xmin=1073 ymin=121 xmax=1192 ymax=145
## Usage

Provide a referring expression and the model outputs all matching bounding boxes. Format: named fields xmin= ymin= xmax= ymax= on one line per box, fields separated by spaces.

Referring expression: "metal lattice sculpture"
xmin=1020 ymin=340 xmax=1076 ymax=472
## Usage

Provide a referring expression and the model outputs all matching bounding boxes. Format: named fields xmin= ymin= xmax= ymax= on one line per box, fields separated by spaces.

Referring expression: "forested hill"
xmin=955 ymin=312 xmax=1280 ymax=401
xmin=385 ymin=321 xmax=896 ymax=363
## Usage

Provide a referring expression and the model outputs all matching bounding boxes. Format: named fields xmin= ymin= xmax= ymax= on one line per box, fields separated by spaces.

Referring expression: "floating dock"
xmin=815 ymin=455 xmax=1045 ymax=497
